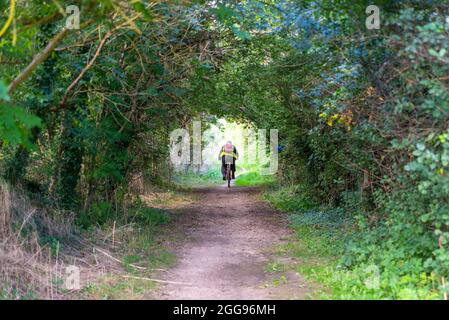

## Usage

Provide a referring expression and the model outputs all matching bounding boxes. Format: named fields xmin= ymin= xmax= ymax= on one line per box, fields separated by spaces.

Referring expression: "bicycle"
xmin=225 ymin=163 xmax=232 ymax=188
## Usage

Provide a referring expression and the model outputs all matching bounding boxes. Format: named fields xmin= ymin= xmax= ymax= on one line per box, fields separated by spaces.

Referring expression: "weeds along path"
xmin=154 ymin=184 xmax=310 ymax=300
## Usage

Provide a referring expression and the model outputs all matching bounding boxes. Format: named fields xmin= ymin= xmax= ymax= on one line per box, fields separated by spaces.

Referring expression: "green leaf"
xmin=133 ymin=1 xmax=153 ymax=21
xmin=147 ymin=86 xmax=159 ymax=97
xmin=0 ymin=104 xmax=42 ymax=147
xmin=0 ymin=80 xmax=10 ymax=102
xmin=416 ymin=143 xmax=426 ymax=151
xmin=231 ymin=25 xmax=251 ymax=40
xmin=213 ymin=5 xmax=237 ymax=23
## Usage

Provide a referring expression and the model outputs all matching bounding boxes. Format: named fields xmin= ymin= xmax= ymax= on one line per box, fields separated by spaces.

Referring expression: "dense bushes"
xmin=1 ymin=0 xmax=449 ymax=299
xmin=264 ymin=184 xmax=317 ymax=212
xmin=195 ymin=1 xmax=449 ymax=298
xmin=0 ymin=2 xmax=226 ymax=297
xmin=265 ymin=184 xmax=442 ymax=299
xmin=0 ymin=1 xmax=221 ymax=222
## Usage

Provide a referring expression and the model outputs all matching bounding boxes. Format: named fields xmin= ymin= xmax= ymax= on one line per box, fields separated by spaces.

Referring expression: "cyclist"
xmin=218 ymin=141 xmax=239 ymax=180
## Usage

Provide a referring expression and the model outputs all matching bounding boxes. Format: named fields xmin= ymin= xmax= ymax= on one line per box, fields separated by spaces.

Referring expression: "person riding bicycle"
xmin=218 ymin=141 xmax=239 ymax=180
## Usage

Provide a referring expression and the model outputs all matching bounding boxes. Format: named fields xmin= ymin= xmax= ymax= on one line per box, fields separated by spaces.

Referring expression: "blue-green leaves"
xmin=213 ymin=4 xmax=238 ymax=23
xmin=213 ymin=4 xmax=251 ymax=40
xmin=230 ymin=24 xmax=251 ymax=40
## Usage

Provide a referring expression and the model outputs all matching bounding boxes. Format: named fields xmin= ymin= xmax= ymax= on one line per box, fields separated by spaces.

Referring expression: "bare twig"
xmin=59 ymin=14 xmax=142 ymax=107
xmin=122 ymin=275 xmax=192 ymax=286
xmin=94 ymin=247 xmax=121 ymax=263
xmin=94 ymin=247 xmax=155 ymax=271
xmin=112 ymin=221 xmax=116 ymax=247
xmin=59 ymin=29 xmax=113 ymax=107
xmin=17 ymin=208 xmax=36 ymax=238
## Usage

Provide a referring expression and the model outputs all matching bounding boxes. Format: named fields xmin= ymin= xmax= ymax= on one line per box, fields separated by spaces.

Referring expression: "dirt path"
xmin=154 ymin=184 xmax=311 ymax=300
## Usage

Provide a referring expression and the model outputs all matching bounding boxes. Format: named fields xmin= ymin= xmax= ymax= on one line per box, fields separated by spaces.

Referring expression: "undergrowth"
xmin=0 ymin=179 xmax=183 ymax=300
xmin=264 ymin=184 xmax=443 ymax=300
xmin=78 ymin=205 xmax=176 ymax=299
xmin=235 ymin=171 xmax=276 ymax=187
xmin=172 ymin=166 xmax=223 ymax=188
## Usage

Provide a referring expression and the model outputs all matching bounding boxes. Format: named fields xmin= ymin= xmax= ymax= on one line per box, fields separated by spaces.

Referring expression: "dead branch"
xmin=122 ymin=275 xmax=192 ymax=286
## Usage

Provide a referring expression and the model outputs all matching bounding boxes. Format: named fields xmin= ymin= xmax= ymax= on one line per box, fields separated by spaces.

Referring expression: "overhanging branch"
xmin=7 ymin=28 xmax=69 ymax=94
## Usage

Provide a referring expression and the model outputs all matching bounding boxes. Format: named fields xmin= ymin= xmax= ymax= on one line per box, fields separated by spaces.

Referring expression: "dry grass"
xmin=0 ymin=181 xmax=120 ymax=299
xmin=0 ymin=180 xmax=57 ymax=298
xmin=139 ymin=190 xmax=194 ymax=210
xmin=0 ymin=181 xmax=184 ymax=300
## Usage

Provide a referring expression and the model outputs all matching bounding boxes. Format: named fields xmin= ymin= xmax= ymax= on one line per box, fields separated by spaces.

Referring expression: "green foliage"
xmin=264 ymin=184 xmax=317 ymax=212
xmin=0 ymin=104 xmax=41 ymax=148
xmin=266 ymin=185 xmax=441 ymax=299
xmin=55 ymin=107 xmax=85 ymax=209
xmin=197 ymin=0 xmax=449 ymax=299
xmin=1 ymin=0 xmax=212 ymax=209
xmin=0 ymin=81 xmax=9 ymax=101
xmin=213 ymin=4 xmax=251 ymax=40
xmin=132 ymin=1 xmax=153 ymax=21
xmin=2 ymin=0 xmax=449 ymax=300
xmin=340 ymin=190 xmax=442 ymax=298
xmin=400 ymin=133 xmax=449 ymax=291
xmin=0 ymin=79 xmax=41 ymax=147
xmin=39 ymin=236 xmax=61 ymax=257
xmin=130 ymin=207 xmax=171 ymax=226
xmin=78 ymin=202 xmax=114 ymax=228
xmin=78 ymin=200 xmax=171 ymax=229
xmin=173 ymin=166 xmax=224 ymax=188
xmin=235 ymin=171 xmax=276 ymax=187
xmin=305 ymin=263 xmax=440 ymax=300
xmin=81 ymin=275 xmax=158 ymax=300
xmin=0 ymin=287 xmax=36 ymax=300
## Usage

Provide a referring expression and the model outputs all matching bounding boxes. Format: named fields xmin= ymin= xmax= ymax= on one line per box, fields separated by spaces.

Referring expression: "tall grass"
xmin=235 ymin=171 xmax=276 ymax=187
xmin=0 ymin=179 xmax=180 ymax=299
xmin=0 ymin=180 xmax=73 ymax=299
xmin=172 ymin=165 xmax=223 ymax=188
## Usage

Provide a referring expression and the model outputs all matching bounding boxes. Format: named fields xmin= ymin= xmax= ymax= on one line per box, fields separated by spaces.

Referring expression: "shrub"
xmin=77 ymin=202 xmax=114 ymax=228
xmin=264 ymin=184 xmax=318 ymax=212
xmin=130 ymin=207 xmax=171 ymax=226
xmin=235 ymin=171 xmax=276 ymax=187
